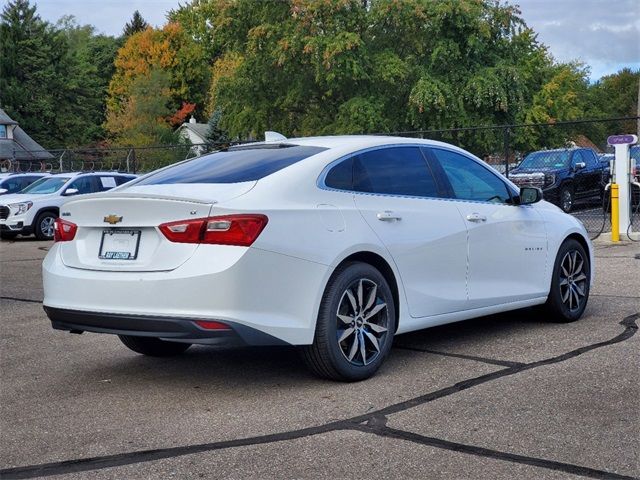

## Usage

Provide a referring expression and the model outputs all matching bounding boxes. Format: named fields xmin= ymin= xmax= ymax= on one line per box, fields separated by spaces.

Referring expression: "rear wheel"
xmin=34 ymin=211 xmax=57 ymax=240
xmin=302 ymin=262 xmax=396 ymax=381
xmin=118 ymin=335 xmax=191 ymax=357
xmin=544 ymin=239 xmax=590 ymax=322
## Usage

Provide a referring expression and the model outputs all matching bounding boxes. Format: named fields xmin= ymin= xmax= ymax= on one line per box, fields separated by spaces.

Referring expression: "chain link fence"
xmin=2 ymin=117 xmax=638 ymax=240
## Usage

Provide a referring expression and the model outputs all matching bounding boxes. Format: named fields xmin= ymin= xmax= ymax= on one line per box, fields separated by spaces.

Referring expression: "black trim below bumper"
xmin=44 ymin=306 xmax=289 ymax=346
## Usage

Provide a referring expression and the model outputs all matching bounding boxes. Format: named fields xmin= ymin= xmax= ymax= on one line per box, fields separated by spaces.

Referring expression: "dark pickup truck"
xmin=508 ymin=148 xmax=607 ymax=212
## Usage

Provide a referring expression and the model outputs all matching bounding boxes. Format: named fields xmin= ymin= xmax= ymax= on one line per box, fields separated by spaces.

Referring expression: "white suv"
xmin=0 ymin=172 xmax=137 ymax=240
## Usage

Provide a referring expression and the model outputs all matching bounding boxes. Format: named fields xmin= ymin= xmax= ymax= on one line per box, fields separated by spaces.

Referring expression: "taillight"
xmin=194 ymin=320 xmax=231 ymax=330
xmin=53 ymin=218 xmax=77 ymax=242
xmin=159 ymin=214 xmax=268 ymax=246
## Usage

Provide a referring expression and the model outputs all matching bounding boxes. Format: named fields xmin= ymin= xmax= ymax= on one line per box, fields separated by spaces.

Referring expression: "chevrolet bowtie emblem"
xmin=103 ymin=214 xmax=123 ymax=225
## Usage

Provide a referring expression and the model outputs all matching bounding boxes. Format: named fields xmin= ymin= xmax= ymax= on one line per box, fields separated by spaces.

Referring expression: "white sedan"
xmin=43 ymin=136 xmax=593 ymax=381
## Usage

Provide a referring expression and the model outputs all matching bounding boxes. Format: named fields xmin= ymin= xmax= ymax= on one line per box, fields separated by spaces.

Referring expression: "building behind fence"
xmin=2 ymin=116 xmax=639 ymax=240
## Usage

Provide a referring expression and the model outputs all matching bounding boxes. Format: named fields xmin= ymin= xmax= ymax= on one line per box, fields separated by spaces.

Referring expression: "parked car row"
xmin=0 ymin=172 xmax=137 ymax=240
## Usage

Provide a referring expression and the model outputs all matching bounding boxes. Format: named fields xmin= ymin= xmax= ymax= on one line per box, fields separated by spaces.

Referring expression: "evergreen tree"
xmin=123 ymin=10 xmax=148 ymax=37
xmin=0 ymin=0 xmax=63 ymax=147
xmin=205 ymin=109 xmax=229 ymax=145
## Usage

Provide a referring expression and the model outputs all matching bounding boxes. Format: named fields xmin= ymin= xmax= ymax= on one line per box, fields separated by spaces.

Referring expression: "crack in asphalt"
xmin=352 ymin=424 xmax=638 ymax=480
xmin=591 ymin=293 xmax=640 ymax=300
xmin=0 ymin=258 xmax=43 ymax=263
xmin=1 ymin=313 xmax=637 ymax=480
xmin=394 ymin=345 xmax=525 ymax=368
xmin=0 ymin=296 xmax=42 ymax=304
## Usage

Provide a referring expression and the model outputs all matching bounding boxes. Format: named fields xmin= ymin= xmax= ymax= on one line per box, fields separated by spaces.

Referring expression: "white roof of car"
xmin=51 ymin=171 xmax=134 ymax=177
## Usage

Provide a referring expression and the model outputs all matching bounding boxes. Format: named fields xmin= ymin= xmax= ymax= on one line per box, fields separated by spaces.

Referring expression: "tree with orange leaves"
xmin=105 ymin=22 xmax=209 ymax=145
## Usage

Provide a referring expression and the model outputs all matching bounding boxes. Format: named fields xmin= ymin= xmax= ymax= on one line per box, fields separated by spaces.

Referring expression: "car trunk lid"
xmin=59 ymin=182 xmax=255 ymax=272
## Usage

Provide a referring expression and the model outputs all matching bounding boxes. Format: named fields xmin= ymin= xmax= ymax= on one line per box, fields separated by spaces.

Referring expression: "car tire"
xmin=118 ymin=335 xmax=192 ymax=357
xmin=34 ymin=211 xmax=57 ymax=240
xmin=0 ymin=231 xmax=18 ymax=240
xmin=301 ymin=262 xmax=396 ymax=382
xmin=543 ymin=239 xmax=590 ymax=323
xmin=559 ymin=186 xmax=574 ymax=213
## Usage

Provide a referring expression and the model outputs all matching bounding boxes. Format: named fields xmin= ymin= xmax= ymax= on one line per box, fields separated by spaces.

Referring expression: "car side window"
xmin=430 ymin=148 xmax=512 ymax=203
xmin=66 ymin=176 xmax=95 ymax=194
xmin=115 ymin=175 xmax=135 ymax=186
xmin=572 ymin=151 xmax=584 ymax=167
xmin=325 ymin=158 xmax=353 ymax=190
xmin=97 ymin=176 xmax=118 ymax=191
xmin=352 ymin=147 xmax=438 ymax=197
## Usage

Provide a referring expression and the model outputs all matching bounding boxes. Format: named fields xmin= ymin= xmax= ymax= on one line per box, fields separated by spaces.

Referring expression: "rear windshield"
xmin=136 ymin=145 xmax=327 ymax=185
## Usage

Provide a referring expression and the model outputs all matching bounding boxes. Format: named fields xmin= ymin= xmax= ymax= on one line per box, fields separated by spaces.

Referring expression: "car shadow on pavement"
xmin=76 ymin=307 xmax=553 ymax=386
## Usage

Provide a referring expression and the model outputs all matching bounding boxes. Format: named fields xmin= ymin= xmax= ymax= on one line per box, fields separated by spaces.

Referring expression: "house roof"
xmin=177 ymin=122 xmax=210 ymax=143
xmin=0 ymin=109 xmax=18 ymax=126
xmin=0 ymin=108 xmax=54 ymax=161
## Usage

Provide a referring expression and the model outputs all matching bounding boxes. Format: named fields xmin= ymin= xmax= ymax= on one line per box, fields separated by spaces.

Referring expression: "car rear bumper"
xmin=43 ymin=243 xmax=329 ymax=345
xmin=44 ymin=306 xmax=288 ymax=346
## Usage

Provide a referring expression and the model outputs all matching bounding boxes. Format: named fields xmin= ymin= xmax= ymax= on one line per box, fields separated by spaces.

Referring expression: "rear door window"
xmin=136 ymin=145 xmax=326 ymax=185
xmin=352 ymin=147 xmax=439 ymax=197
xmin=97 ymin=176 xmax=118 ymax=191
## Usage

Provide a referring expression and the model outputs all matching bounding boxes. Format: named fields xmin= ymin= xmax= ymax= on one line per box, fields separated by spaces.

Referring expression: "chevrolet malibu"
xmin=43 ymin=136 xmax=592 ymax=381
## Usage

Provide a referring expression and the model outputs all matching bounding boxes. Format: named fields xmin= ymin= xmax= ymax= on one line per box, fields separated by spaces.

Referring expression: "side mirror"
xmin=0 ymin=188 xmax=8 ymax=195
xmin=63 ymin=188 xmax=79 ymax=196
xmin=518 ymin=186 xmax=543 ymax=205
xmin=574 ymin=161 xmax=586 ymax=171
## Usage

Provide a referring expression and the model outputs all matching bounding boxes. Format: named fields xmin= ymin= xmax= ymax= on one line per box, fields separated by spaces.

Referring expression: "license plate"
xmin=99 ymin=230 xmax=141 ymax=260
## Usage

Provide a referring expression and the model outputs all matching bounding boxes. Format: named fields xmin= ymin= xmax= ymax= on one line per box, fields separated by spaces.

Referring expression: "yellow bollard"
xmin=611 ymin=183 xmax=619 ymax=242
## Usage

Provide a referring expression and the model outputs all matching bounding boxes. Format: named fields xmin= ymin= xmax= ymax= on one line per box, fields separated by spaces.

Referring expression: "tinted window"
xmin=352 ymin=147 xmax=438 ymax=197
xmin=432 ymin=148 xmax=511 ymax=203
xmin=0 ymin=177 xmax=27 ymax=193
xmin=96 ymin=176 xmax=119 ymax=191
xmin=137 ymin=145 xmax=326 ymax=185
xmin=67 ymin=176 xmax=96 ymax=194
xmin=325 ymin=158 xmax=353 ymax=190
xmin=115 ymin=175 xmax=136 ymax=186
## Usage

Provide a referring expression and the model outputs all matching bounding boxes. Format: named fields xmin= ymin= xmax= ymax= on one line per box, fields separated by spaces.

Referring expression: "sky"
xmin=33 ymin=0 xmax=640 ymax=81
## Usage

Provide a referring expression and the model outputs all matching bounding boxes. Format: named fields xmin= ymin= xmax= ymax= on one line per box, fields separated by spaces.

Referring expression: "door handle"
xmin=466 ymin=213 xmax=487 ymax=223
xmin=377 ymin=211 xmax=402 ymax=222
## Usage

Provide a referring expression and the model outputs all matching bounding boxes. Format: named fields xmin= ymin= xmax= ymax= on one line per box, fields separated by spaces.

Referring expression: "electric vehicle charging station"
xmin=607 ymin=134 xmax=638 ymax=241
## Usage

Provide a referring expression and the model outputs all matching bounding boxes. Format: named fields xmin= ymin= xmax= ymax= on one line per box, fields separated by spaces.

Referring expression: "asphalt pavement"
xmin=0 ymin=237 xmax=638 ymax=479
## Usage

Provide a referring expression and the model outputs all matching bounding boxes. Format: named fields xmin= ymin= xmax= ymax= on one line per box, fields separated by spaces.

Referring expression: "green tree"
xmin=0 ymin=0 xmax=65 ymax=147
xmin=193 ymin=0 xmax=560 ymax=153
xmin=106 ymin=22 xmax=210 ymax=137
xmin=105 ymin=69 xmax=175 ymax=147
xmin=0 ymin=2 xmax=120 ymax=148
xmin=205 ymin=109 xmax=229 ymax=145
xmin=123 ymin=10 xmax=148 ymax=37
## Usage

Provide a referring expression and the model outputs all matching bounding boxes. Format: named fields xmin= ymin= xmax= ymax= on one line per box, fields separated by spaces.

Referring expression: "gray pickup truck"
xmin=508 ymin=148 xmax=607 ymax=212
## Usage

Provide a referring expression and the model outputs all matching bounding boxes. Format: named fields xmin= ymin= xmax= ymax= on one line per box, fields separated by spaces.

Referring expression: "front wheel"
xmin=544 ymin=239 xmax=590 ymax=322
xmin=119 ymin=335 xmax=191 ymax=357
xmin=559 ymin=186 xmax=574 ymax=213
xmin=0 ymin=231 xmax=18 ymax=240
xmin=302 ymin=262 xmax=396 ymax=381
xmin=34 ymin=211 xmax=57 ymax=240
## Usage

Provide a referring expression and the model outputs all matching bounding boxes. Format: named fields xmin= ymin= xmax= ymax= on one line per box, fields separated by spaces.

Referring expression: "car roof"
xmin=1 ymin=172 xmax=49 ymax=177
xmin=51 ymin=171 xmax=135 ymax=177
xmin=236 ymin=135 xmax=481 ymax=157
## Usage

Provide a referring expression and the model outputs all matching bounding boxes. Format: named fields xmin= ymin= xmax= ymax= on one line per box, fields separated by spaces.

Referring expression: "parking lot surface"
xmin=1 ymin=238 xmax=639 ymax=479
